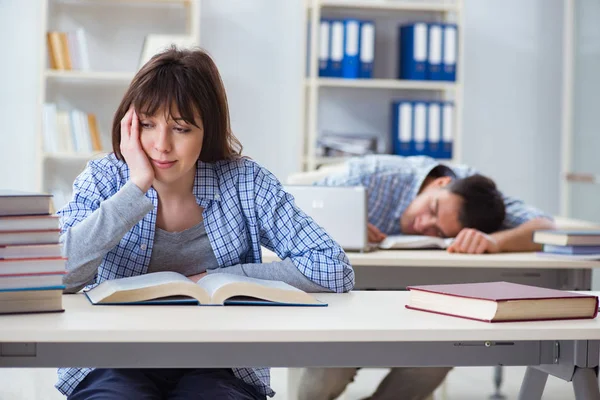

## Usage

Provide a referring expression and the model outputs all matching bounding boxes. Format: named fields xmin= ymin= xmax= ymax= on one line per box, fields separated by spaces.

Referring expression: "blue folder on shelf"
xmin=442 ymin=23 xmax=458 ymax=81
xmin=359 ymin=20 xmax=375 ymax=78
xmin=441 ymin=101 xmax=454 ymax=159
xmin=318 ymin=19 xmax=331 ymax=77
xmin=398 ymin=23 xmax=428 ymax=80
xmin=342 ymin=19 xmax=361 ymax=78
xmin=427 ymin=23 xmax=444 ymax=80
xmin=329 ymin=20 xmax=345 ymax=77
xmin=413 ymin=101 xmax=427 ymax=155
xmin=427 ymin=101 xmax=443 ymax=159
xmin=392 ymin=101 xmax=413 ymax=156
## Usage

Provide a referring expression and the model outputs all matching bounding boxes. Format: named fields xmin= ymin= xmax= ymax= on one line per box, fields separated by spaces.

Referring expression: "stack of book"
xmin=42 ymin=103 xmax=103 ymax=154
xmin=0 ymin=191 xmax=66 ymax=315
xmin=533 ymin=230 xmax=600 ymax=260
xmin=46 ymin=29 xmax=90 ymax=71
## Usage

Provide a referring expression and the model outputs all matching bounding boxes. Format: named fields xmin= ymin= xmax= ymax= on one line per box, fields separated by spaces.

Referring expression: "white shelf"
xmin=308 ymin=0 xmax=459 ymax=12
xmin=58 ymin=0 xmax=191 ymax=4
xmin=308 ymin=78 xmax=457 ymax=91
xmin=45 ymin=70 xmax=134 ymax=84
xmin=42 ymin=151 xmax=108 ymax=161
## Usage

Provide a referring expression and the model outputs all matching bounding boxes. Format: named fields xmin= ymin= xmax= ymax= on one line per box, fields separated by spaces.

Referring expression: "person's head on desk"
xmin=401 ymin=168 xmax=505 ymax=240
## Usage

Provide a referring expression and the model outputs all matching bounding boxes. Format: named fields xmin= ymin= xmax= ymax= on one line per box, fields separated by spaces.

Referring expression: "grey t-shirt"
xmin=147 ymin=222 xmax=219 ymax=275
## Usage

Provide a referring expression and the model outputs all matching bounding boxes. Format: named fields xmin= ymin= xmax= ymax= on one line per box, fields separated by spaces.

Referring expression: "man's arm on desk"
xmin=490 ymin=217 xmax=556 ymax=252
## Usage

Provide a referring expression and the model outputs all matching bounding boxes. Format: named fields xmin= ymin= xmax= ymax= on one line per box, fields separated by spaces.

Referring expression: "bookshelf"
xmin=38 ymin=0 xmax=200 ymax=211
xmin=301 ymin=0 xmax=464 ymax=171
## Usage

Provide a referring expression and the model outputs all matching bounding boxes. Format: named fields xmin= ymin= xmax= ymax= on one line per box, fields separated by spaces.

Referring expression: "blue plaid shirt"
xmin=55 ymin=153 xmax=354 ymax=397
xmin=315 ymin=155 xmax=551 ymax=235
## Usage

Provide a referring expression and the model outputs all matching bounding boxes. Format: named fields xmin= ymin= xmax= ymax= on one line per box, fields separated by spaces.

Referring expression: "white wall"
xmin=0 ymin=1 xmax=42 ymax=191
xmin=461 ymin=0 xmax=563 ymax=216
xmin=0 ymin=0 xmax=564 ymax=219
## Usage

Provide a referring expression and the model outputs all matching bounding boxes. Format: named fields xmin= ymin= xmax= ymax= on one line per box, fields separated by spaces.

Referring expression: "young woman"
xmin=56 ymin=47 xmax=354 ymax=400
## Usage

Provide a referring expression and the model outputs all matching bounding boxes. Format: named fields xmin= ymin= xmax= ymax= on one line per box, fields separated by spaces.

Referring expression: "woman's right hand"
xmin=120 ymin=107 xmax=154 ymax=192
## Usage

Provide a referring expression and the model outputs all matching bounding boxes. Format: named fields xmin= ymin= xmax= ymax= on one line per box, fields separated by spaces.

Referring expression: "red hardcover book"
xmin=406 ymin=281 xmax=598 ymax=323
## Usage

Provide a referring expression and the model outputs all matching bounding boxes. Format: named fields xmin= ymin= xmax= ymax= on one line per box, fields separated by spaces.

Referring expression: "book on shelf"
xmin=533 ymin=230 xmax=600 ymax=246
xmin=406 ymin=281 xmax=598 ymax=323
xmin=0 ymin=191 xmax=52 ymax=216
xmin=46 ymin=28 xmax=90 ymax=71
xmin=378 ymin=235 xmax=453 ymax=250
xmin=42 ymin=104 xmax=103 ymax=154
xmin=85 ymin=271 xmax=325 ymax=307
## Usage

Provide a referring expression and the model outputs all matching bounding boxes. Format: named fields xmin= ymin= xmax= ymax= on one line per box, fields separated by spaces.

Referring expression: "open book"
xmin=84 ymin=271 xmax=325 ymax=306
xmin=378 ymin=235 xmax=453 ymax=250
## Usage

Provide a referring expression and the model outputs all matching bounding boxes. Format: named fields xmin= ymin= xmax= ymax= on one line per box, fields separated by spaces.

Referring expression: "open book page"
xmin=378 ymin=235 xmax=454 ymax=250
xmin=197 ymin=273 xmax=323 ymax=306
xmin=85 ymin=271 xmax=208 ymax=305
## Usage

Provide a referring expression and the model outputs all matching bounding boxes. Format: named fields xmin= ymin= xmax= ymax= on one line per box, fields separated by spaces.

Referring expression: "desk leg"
xmin=517 ymin=367 xmax=548 ymax=400
xmin=490 ymin=365 xmax=506 ymax=399
xmin=287 ymin=368 xmax=304 ymax=400
xmin=572 ymin=367 xmax=600 ymax=400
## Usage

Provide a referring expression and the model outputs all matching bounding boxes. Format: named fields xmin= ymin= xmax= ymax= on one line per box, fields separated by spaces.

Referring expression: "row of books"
xmin=47 ymin=29 xmax=90 ymax=71
xmin=0 ymin=192 xmax=65 ymax=315
xmin=315 ymin=20 xmax=458 ymax=81
xmin=399 ymin=23 xmax=457 ymax=81
xmin=534 ymin=230 xmax=600 ymax=260
xmin=392 ymin=100 xmax=454 ymax=159
xmin=42 ymin=103 xmax=103 ymax=154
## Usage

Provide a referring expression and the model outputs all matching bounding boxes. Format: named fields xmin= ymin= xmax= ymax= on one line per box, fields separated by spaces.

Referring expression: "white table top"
xmin=262 ymin=248 xmax=600 ymax=268
xmin=0 ymin=292 xmax=599 ymax=343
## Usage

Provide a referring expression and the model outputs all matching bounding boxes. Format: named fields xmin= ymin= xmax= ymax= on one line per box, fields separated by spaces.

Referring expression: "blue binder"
xmin=318 ymin=19 xmax=331 ymax=77
xmin=442 ymin=24 xmax=458 ymax=81
xmin=358 ymin=20 xmax=375 ymax=78
xmin=398 ymin=23 xmax=428 ymax=80
xmin=426 ymin=101 xmax=443 ymax=158
xmin=342 ymin=19 xmax=361 ymax=79
xmin=329 ymin=20 xmax=345 ymax=78
xmin=426 ymin=23 xmax=444 ymax=80
xmin=392 ymin=101 xmax=413 ymax=156
xmin=441 ymin=102 xmax=454 ymax=159
xmin=413 ymin=101 xmax=427 ymax=155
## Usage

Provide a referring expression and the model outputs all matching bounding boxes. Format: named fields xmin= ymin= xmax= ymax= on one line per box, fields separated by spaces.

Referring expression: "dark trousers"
xmin=68 ymin=368 xmax=266 ymax=400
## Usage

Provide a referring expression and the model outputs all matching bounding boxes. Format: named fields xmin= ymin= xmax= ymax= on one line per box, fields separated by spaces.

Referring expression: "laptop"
xmin=284 ymin=185 xmax=373 ymax=252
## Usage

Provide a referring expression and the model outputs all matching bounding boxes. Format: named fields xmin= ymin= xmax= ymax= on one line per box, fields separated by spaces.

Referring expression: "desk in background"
xmin=0 ymin=293 xmax=599 ymax=400
xmin=262 ymin=248 xmax=599 ymax=291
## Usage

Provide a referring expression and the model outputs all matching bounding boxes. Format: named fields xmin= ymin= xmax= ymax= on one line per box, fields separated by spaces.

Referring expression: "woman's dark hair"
xmin=111 ymin=46 xmax=242 ymax=162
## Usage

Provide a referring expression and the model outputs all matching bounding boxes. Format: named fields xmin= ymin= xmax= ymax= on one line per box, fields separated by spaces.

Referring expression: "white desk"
xmin=0 ymin=293 xmax=599 ymax=400
xmin=262 ymin=248 xmax=599 ymax=291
